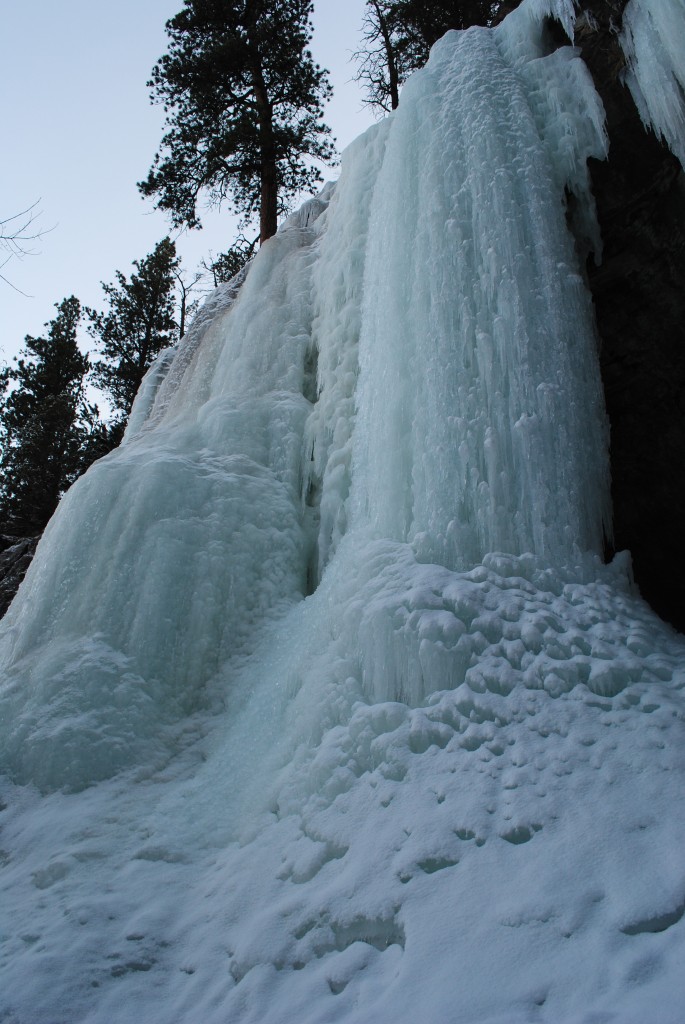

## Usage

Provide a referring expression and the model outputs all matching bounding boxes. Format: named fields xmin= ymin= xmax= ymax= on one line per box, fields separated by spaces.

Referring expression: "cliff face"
xmin=528 ymin=1 xmax=683 ymax=630
xmin=574 ymin=2 xmax=685 ymax=631
xmin=492 ymin=1 xmax=685 ymax=630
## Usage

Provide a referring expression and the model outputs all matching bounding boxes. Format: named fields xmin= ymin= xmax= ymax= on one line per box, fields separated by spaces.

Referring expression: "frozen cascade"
xmin=0 ymin=7 xmax=609 ymax=791
xmin=1 ymin=3 xmax=685 ymax=1022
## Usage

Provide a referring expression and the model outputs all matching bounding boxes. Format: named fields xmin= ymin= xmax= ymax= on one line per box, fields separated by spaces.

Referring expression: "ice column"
xmin=350 ymin=24 xmax=611 ymax=571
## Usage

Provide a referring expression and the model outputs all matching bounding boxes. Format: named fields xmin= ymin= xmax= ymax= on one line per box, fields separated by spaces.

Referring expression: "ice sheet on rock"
xmin=280 ymin=180 xmax=336 ymax=232
xmin=123 ymin=346 xmax=177 ymax=442
xmin=124 ymin=262 xmax=254 ymax=442
xmin=621 ymin=0 xmax=685 ymax=169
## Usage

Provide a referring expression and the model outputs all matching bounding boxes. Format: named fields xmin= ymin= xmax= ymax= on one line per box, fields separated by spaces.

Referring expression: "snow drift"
xmin=1 ymin=1 xmax=685 ymax=1022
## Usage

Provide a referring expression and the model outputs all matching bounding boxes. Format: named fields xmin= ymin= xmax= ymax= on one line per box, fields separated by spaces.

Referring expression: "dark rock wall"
xmin=573 ymin=2 xmax=685 ymax=631
xmin=0 ymin=536 xmax=38 ymax=619
xmin=493 ymin=0 xmax=685 ymax=629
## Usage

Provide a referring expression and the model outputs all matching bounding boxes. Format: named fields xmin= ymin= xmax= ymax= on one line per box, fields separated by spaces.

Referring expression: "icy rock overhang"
xmin=511 ymin=0 xmax=685 ymax=175
xmin=620 ymin=0 xmax=685 ymax=168
xmin=568 ymin=0 xmax=685 ymax=630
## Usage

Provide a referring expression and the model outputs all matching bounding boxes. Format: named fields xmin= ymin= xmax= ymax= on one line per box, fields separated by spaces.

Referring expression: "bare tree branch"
xmin=0 ymin=200 xmax=53 ymax=295
xmin=0 ymin=201 xmax=45 ymax=257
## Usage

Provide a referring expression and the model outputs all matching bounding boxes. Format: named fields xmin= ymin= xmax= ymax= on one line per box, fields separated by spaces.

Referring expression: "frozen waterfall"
xmin=1 ymin=3 xmax=685 ymax=1023
xmin=0 ymin=1 xmax=611 ymax=791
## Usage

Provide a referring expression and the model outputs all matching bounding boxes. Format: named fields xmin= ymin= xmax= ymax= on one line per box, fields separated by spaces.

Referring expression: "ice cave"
xmin=1 ymin=1 xmax=684 ymax=1021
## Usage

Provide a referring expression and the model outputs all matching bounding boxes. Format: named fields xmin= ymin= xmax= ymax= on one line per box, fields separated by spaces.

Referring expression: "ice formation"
xmin=1 ymin=2 xmax=685 ymax=1022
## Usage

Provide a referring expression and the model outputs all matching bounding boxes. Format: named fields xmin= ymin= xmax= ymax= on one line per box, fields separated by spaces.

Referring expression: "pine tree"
xmin=87 ymin=238 xmax=179 ymax=426
xmin=354 ymin=0 xmax=503 ymax=114
xmin=0 ymin=297 xmax=99 ymax=536
xmin=395 ymin=0 xmax=502 ymax=51
xmin=139 ymin=0 xmax=335 ymax=244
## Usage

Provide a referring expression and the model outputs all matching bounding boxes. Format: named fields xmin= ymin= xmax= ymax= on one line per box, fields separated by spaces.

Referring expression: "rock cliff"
xmin=580 ymin=3 xmax=685 ymax=631
xmin=538 ymin=1 xmax=685 ymax=628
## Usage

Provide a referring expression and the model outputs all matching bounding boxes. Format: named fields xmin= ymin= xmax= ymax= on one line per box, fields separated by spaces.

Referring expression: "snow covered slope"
xmin=1 ymin=2 xmax=685 ymax=1021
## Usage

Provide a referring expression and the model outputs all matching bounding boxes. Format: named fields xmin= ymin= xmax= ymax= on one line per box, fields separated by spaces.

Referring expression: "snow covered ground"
xmin=1 ymin=1 xmax=685 ymax=1021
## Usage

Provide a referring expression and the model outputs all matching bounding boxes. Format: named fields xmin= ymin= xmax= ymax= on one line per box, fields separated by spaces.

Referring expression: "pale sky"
xmin=0 ymin=0 xmax=376 ymax=363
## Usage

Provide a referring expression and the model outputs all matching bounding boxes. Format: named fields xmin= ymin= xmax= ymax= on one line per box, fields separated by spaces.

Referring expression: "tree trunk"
xmin=372 ymin=0 xmax=400 ymax=110
xmin=259 ymin=153 xmax=278 ymax=244
xmin=252 ymin=65 xmax=278 ymax=244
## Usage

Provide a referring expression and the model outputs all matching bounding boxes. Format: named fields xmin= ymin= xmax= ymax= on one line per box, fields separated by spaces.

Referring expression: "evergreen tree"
xmin=354 ymin=0 xmax=503 ymax=113
xmin=87 ymin=238 xmax=179 ymax=426
xmin=139 ymin=0 xmax=335 ymax=244
xmin=395 ymin=0 xmax=502 ymax=51
xmin=0 ymin=297 xmax=99 ymax=535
